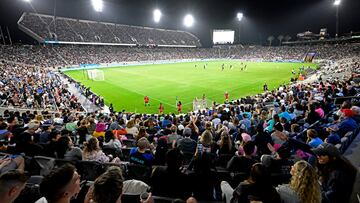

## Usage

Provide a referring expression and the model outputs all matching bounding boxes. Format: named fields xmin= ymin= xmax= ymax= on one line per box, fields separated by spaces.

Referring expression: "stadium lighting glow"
xmin=334 ymin=0 xmax=341 ymax=6
xmin=237 ymin=12 xmax=243 ymax=21
xmin=153 ymin=9 xmax=162 ymax=23
xmin=23 ymin=0 xmax=31 ymax=2
xmin=91 ymin=0 xmax=103 ymax=12
xmin=183 ymin=14 xmax=194 ymax=27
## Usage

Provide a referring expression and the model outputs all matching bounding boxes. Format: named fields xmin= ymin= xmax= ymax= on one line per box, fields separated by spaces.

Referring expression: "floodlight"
xmin=91 ymin=0 xmax=103 ymax=12
xmin=183 ymin=14 xmax=194 ymax=27
xmin=23 ymin=0 xmax=31 ymax=2
xmin=237 ymin=12 xmax=243 ymax=21
xmin=334 ymin=0 xmax=341 ymax=6
xmin=153 ymin=9 xmax=162 ymax=23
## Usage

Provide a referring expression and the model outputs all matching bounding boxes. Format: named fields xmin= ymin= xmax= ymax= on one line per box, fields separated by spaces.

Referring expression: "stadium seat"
xmin=33 ymin=156 xmax=56 ymax=176
xmin=123 ymin=139 xmax=137 ymax=148
xmin=76 ymin=161 xmax=105 ymax=181
xmin=126 ymin=163 xmax=152 ymax=183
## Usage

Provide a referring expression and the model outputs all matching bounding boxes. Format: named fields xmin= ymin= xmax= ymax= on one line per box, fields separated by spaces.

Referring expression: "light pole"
xmin=334 ymin=0 xmax=341 ymax=38
xmin=237 ymin=12 xmax=243 ymax=44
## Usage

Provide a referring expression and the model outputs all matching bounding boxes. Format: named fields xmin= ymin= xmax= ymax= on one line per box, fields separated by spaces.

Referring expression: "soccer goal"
xmin=87 ymin=69 xmax=105 ymax=81
xmin=193 ymin=98 xmax=210 ymax=112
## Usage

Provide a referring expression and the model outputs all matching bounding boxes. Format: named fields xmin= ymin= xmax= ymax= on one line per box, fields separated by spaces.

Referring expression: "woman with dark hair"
xmin=56 ymin=136 xmax=82 ymax=162
xmin=83 ymin=137 xmax=117 ymax=163
xmin=312 ymin=143 xmax=357 ymax=203
xmin=103 ymin=130 xmax=121 ymax=150
xmin=230 ymin=163 xmax=280 ymax=203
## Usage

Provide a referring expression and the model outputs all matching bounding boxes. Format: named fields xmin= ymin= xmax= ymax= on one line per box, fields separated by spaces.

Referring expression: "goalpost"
xmin=193 ymin=97 xmax=211 ymax=112
xmin=87 ymin=69 xmax=105 ymax=81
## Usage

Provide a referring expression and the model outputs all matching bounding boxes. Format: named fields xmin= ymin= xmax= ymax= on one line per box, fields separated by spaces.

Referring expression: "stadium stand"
xmin=1 ymin=18 xmax=360 ymax=202
xmin=18 ymin=12 xmax=201 ymax=47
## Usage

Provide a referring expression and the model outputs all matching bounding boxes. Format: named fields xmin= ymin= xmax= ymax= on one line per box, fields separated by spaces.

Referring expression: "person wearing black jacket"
xmin=312 ymin=143 xmax=357 ymax=203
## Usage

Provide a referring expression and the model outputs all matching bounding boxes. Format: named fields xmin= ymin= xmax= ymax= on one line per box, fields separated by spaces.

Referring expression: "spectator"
xmin=227 ymin=141 xmax=258 ymax=174
xmin=177 ymin=127 xmax=197 ymax=156
xmin=103 ymin=130 xmax=122 ymax=150
xmin=0 ymin=170 xmax=29 ymax=203
xmin=151 ymin=148 xmax=191 ymax=199
xmin=36 ymin=164 xmax=81 ymax=203
xmin=221 ymin=163 xmax=280 ymax=203
xmin=312 ymin=143 xmax=357 ymax=203
xmin=306 ymin=129 xmax=323 ymax=148
xmin=56 ymin=136 xmax=82 ymax=162
xmin=129 ymin=137 xmax=154 ymax=167
xmin=276 ymin=160 xmax=321 ymax=203
xmin=83 ymin=137 xmax=112 ymax=163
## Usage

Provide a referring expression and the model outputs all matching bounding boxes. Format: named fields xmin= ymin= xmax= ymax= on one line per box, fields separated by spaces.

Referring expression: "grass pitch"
xmin=64 ymin=60 xmax=316 ymax=114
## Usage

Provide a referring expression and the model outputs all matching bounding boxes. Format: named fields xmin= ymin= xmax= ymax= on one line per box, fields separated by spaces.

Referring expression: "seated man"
xmin=129 ymin=137 xmax=154 ymax=167
xmin=227 ymin=141 xmax=258 ymax=175
xmin=151 ymin=148 xmax=191 ymax=199
xmin=0 ymin=170 xmax=29 ymax=203
xmin=36 ymin=164 xmax=81 ymax=203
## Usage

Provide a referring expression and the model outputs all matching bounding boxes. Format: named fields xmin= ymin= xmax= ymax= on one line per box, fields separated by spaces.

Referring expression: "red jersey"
xmin=159 ymin=104 xmax=164 ymax=113
xmin=144 ymin=96 xmax=149 ymax=103
xmin=177 ymin=104 xmax=182 ymax=111
xmin=225 ymin=92 xmax=229 ymax=99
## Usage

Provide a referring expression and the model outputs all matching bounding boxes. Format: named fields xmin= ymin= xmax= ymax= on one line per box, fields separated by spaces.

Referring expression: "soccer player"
xmin=177 ymin=101 xmax=182 ymax=114
xmin=144 ymin=95 xmax=149 ymax=106
xmin=230 ymin=65 xmax=233 ymax=69
xmin=224 ymin=91 xmax=229 ymax=102
xmin=263 ymin=83 xmax=268 ymax=91
xmin=159 ymin=103 xmax=164 ymax=114
xmin=221 ymin=63 xmax=225 ymax=71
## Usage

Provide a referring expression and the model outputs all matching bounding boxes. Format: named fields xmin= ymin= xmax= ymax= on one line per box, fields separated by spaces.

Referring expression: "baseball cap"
xmin=312 ymin=143 xmax=340 ymax=157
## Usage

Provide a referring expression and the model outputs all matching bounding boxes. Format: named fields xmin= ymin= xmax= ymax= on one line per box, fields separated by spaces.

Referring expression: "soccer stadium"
xmin=0 ymin=0 xmax=360 ymax=202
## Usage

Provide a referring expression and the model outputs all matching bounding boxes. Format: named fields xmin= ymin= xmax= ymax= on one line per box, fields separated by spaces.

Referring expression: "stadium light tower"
xmin=183 ymin=14 xmax=194 ymax=27
xmin=333 ymin=0 xmax=341 ymax=38
xmin=153 ymin=9 xmax=162 ymax=23
xmin=237 ymin=12 xmax=244 ymax=44
xmin=237 ymin=12 xmax=243 ymax=21
xmin=91 ymin=0 xmax=103 ymax=12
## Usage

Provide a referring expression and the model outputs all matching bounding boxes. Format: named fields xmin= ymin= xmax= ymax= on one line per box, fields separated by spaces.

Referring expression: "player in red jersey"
xmin=159 ymin=103 xmax=164 ymax=114
xmin=224 ymin=91 xmax=229 ymax=102
xmin=144 ymin=96 xmax=149 ymax=106
xmin=177 ymin=101 xmax=182 ymax=114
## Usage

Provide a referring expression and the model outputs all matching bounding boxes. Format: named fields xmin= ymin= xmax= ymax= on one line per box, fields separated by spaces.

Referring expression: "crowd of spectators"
xmin=19 ymin=12 xmax=201 ymax=46
xmin=0 ymin=54 xmax=359 ymax=202
xmin=0 ymin=35 xmax=359 ymax=202
xmin=1 ymin=43 xmax=359 ymax=69
xmin=0 ymin=61 xmax=83 ymax=111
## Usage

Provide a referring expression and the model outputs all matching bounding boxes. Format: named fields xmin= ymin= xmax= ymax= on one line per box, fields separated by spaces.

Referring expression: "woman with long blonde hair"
xmin=277 ymin=160 xmax=321 ymax=203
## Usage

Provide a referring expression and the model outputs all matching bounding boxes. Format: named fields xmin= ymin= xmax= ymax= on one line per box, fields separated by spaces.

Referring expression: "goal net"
xmin=193 ymin=98 xmax=211 ymax=112
xmin=87 ymin=69 xmax=105 ymax=81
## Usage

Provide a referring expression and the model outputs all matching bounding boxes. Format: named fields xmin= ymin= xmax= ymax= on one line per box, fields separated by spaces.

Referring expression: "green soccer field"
xmin=64 ymin=60 xmax=316 ymax=114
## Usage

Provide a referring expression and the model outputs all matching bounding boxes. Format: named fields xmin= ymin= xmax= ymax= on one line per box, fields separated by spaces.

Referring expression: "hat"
xmin=177 ymin=124 xmax=185 ymax=131
xmin=312 ymin=143 xmax=340 ymax=157
xmin=327 ymin=134 xmax=341 ymax=145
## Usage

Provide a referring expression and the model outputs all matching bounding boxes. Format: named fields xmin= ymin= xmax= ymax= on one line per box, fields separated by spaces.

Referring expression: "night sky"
xmin=0 ymin=0 xmax=359 ymax=47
